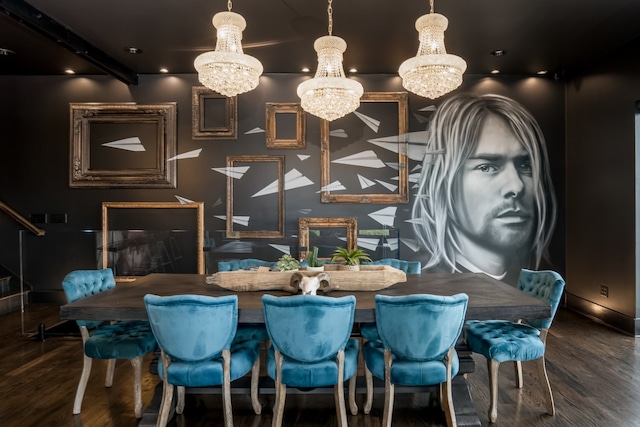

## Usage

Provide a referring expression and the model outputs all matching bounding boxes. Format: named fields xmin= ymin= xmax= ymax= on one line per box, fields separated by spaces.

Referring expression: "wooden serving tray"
xmin=205 ymin=264 xmax=407 ymax=292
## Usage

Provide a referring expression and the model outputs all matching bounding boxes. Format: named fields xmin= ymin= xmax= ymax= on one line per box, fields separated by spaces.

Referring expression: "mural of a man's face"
xmin=454 ymin=114 xmax=535 ymax=254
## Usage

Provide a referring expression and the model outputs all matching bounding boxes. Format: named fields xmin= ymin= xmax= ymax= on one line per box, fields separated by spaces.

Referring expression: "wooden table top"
xmin=59 ymin=272 xmax=551 ymax=324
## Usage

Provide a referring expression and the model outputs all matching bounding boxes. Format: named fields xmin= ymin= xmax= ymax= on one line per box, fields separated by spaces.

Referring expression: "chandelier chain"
xmin=327 ymin=0 xmax=333 ymax=36
xmin=430 ymin=0 xmax=434 ymax=14
xmin=227 ymin=0 xmax=232 ymax=11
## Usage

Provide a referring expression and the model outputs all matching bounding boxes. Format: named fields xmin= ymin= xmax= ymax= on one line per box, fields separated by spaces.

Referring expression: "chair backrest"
xmin=518 ymin=269 xmax=565 ymax=330
xmin=217 ymin=258 xmax=276 ymax=272
xmin=61 ymin=268 xmax=116 ymax=328
xmin=144 ymin=294 xmax=238 ymax=362
xmin=363 ymin=258 xmax=422 ymax=274
xmin=262 ymin=294 xmax=356 ymax=363
xmin=374 ymin=293 xmax=469 ymax=361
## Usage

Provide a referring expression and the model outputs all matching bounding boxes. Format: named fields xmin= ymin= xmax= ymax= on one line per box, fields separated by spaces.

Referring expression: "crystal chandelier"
xmin=193 ymin=1 xmax=263 ymax=97
xmin=398 ymin=0 xmax=466 ymax=99
xmin=297 ymin=0 xmax=363 ymax=121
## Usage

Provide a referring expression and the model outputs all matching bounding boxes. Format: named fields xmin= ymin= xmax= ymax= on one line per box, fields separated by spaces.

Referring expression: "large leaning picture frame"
xmin=101 ymin=201 xmax=205 ymax=276
xmin=320 ymin=92 xmax=409 ymax=203
xmin=298 ymin=217 xmax=357 ymax=260
xmin=70 ymin=102 xmax=177 ymax=188
xmin=192 ymin=86 xmax=238 ymax=140
xmin=226 ymin=155 xmax=285 ymax=239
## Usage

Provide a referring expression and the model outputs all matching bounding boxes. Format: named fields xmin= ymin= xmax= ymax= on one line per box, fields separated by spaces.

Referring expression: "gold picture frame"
xmin=320 ymin=92 xmax=409 ymax=203
xmin=265 ymin=102 xmax=306 ymax=149
xmin=192 ymin=86 xmax=238 ymax=140
xmin=101 ymin=201 xmax=205 ymax=276
xmin=226 ymin=155 xmax=285 ymax=238
xmin=70 ymin=102 xmax=177 ymax=188
xmin=298 ymin=217 xmax=357 ymax=260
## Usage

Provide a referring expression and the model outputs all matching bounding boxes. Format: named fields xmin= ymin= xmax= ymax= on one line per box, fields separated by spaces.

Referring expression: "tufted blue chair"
xmin=144 ymin=294 xmax=262 ymax=427
xmin=262 ymin=294 xmax=359 ymax=427
xmin=362 ymin=293 xmax=469 ymax=427
xmin=361 ymin=258 xmax=422 ymax=274
xmin=217 ymin=258 xmax=277 ymax=272
xmin=61 ymin=268 xmax=157 ymax=418
xmin=464 ymin=269 xmax=565 ymax=423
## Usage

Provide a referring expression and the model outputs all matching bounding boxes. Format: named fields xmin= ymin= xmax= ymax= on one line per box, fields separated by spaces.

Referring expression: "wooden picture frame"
xmin=320 ymin=92 xmax=409 ymax=203
xmin=265 ymin=102 xmax=306 ymax=149
xmin=298 ymin=217 xmax=357 ymax=260
xmin=70 ymin=102 xmax=177 ymax=188
xmin=101 ymin=201 xmax=205 ymax=276
xmin=192 ymin=86 xmax=238 ymax=140
xmin=226 ymin=155 xmax=285 ymax=238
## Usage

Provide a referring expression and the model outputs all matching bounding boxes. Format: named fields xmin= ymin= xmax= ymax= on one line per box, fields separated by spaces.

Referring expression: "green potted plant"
xmin=276 ymin=253 xmax=301 ymax=272
xmin=305 ymin=246 xmax=325 ymax=272
xmin=330 ymin=247 xmax=371 ymax=271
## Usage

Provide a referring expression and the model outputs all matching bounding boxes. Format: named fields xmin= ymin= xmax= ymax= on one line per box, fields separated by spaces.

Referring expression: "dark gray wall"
xmin=0 ymin=73 xmax=565 ymax=299
xmin=565 ymin=38 xmax=640 ymax=333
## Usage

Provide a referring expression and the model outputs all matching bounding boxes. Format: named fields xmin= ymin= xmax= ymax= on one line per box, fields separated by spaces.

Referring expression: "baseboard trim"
xmin=565 ymin=293 xmax=640 ymax=336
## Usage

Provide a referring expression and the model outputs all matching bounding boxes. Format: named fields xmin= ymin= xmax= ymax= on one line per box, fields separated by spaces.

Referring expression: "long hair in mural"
xmin=411 ymin=93 xmax=557 ymax=285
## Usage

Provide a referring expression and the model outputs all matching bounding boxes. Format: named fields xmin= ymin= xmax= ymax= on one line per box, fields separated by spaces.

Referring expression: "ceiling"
xmin=2 ymin=0 xmax=640 ymax=85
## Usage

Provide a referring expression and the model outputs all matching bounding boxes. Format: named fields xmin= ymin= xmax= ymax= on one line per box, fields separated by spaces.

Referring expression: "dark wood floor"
xmin=1 ymin=303 xmax=639 ymax=427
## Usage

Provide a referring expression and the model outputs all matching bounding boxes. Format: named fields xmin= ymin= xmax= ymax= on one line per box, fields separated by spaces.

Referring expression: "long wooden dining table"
xmin=59 ymin=272 xmax=551 ymax=426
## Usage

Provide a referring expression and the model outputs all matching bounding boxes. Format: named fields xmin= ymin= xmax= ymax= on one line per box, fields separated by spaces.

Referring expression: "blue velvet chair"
xmin=361 ymin=258 xmax=422 ymax=274
xmin=144 ymin=294 xmax=262 ymax=427
xmin=61 ymin=268 xmax=157 ymax=418
xmin=217 ymin=258 xmax=277 ymax=272
xmin=464 ymin=269 xmax=565 ymax=423
xmin=363 ymin=293 xmax=469 ymax=427
xmin=261 ymin=294 xmax=359 ymax=427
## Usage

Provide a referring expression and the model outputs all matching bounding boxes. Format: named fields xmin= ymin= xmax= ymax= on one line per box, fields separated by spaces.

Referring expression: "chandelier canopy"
xmin=398 ymin=0 xmax=466 ymax=99
xmin=193 ymin=1 xmax=263 ymax=97
xmin=297 ymin=0 xmax=363 ymax=122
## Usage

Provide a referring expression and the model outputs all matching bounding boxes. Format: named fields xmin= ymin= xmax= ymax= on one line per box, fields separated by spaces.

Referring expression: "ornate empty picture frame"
xmin=70 ymin=103 xmax=177 ymax=188
xmin=226 ymin=155 xmax=285 ymax=238
xmin=192 ymin=86 xmax=238 ymax=140
xmin=265 ymin=102 xmax=306 ymax=149
xmin=298 ymin=217 xmax=357 ymax=260
xmin=320 ymin=92 xmax=409 ymax=203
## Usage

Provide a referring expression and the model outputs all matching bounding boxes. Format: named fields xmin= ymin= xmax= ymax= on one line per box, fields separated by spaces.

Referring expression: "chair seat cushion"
xmin=359 ymin=323 xmax=379 ymax=342
xmin=267 ymin=338 xmax=359 ymax=388
xmin=85 ymin=320 xmax=157 ymax=360
xmin=465 ymin=320 xmax=544 ymax=363
xmin=233 ymin=324 xmax=269 ymax=343
xmin=160 ymin=338 xmax=261 ymax=387
xmin=363 ymin=340 xmax=459 ymax=386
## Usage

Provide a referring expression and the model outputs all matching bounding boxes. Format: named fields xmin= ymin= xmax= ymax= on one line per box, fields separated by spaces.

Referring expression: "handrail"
xmin=0 ymin=201 xmax=45 ymax=236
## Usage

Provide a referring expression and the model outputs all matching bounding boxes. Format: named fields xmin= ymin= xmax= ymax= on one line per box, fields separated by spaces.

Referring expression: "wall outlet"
xmin=600 ymin=285 xmax=609 ymax=298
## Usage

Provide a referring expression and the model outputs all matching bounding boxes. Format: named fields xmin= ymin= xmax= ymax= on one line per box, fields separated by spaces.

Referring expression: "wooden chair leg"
xmin=176 ymin=386 xmax=186 ymax=414
xmin=364 ymin=363 xmax=374 ymax=414
xmin=488 ymin=359 xmax=500 ymax=424
xmin=130 ymin=356 xmax=143 ymax=418
xmin=272 ymin=350 xmax=286 ymax=427
xmin=157 ymin=381 xmax=174 ymax=427
xmin=382 ymin=349 xmax=395 ymax=427
xmin=334 ymin=350 xmax=348 ymax=427
xmin=535 ymin=356 xmax=556 ymax=416
xmin=73 ymin=353 xmax=93 ymax=414
xmin=221 ymin=349 xmax=233 ymax=427
xmin=348 ymin=375 xmax=358 ymax=415
xmin=441 ymin=348 xmax=457 ymax=427
xmin=250 ymin=355 xmax=262 ymax=415
xmin=105 ymin=359 xmax=116 ymax=387
xmin=514 ymin=360 xmax=523 ymax=388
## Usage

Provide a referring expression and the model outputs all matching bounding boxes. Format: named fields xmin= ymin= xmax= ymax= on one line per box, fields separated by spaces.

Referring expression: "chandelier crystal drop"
xmin=297 ymin=0 xmax=363 ymax=121
xmin=193 ymin=2 xmax=263 ymax=97
xmin=398 ymin=0 xmax=466 ymax=99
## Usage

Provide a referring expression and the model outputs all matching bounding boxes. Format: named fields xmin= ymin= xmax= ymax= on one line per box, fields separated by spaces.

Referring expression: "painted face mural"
xmin=411 ymin=93 xmax=556 ymax=284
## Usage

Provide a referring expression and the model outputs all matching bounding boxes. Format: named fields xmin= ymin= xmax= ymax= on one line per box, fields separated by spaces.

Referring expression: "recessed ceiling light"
xmin=490 ymin=49 xmax=507 ymax=57
xmin=0 ymin=48 xmax=15 ymax=56
xmin=490 ymin=69 xmax=500 ymax=74
xmin=301 ymin=67 xmax=310 ymax=73
xmin=349 ymin=68 xmax=358 ymax=73
xmin=537 ymin=70 xmax=548 ymax=75
xmin=64 ymin=69 xmax=75 ymax=74
xmin=125 ymin=47 xmax=143 ymax=54
xmin=159 ymin=68 xmax=169 ymax=73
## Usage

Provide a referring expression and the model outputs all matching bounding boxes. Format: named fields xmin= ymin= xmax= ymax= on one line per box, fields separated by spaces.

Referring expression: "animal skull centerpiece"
xmin=289 ymin=272 xmax=337 ymax=295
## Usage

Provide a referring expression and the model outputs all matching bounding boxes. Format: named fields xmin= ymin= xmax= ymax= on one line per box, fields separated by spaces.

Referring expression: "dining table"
xmin=59 ymin=271 xmax=551 ymax=427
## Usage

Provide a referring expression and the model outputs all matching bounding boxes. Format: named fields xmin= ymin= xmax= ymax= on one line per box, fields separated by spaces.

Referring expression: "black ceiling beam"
xmin=0 ymin=0 xmax=138 ymax=85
